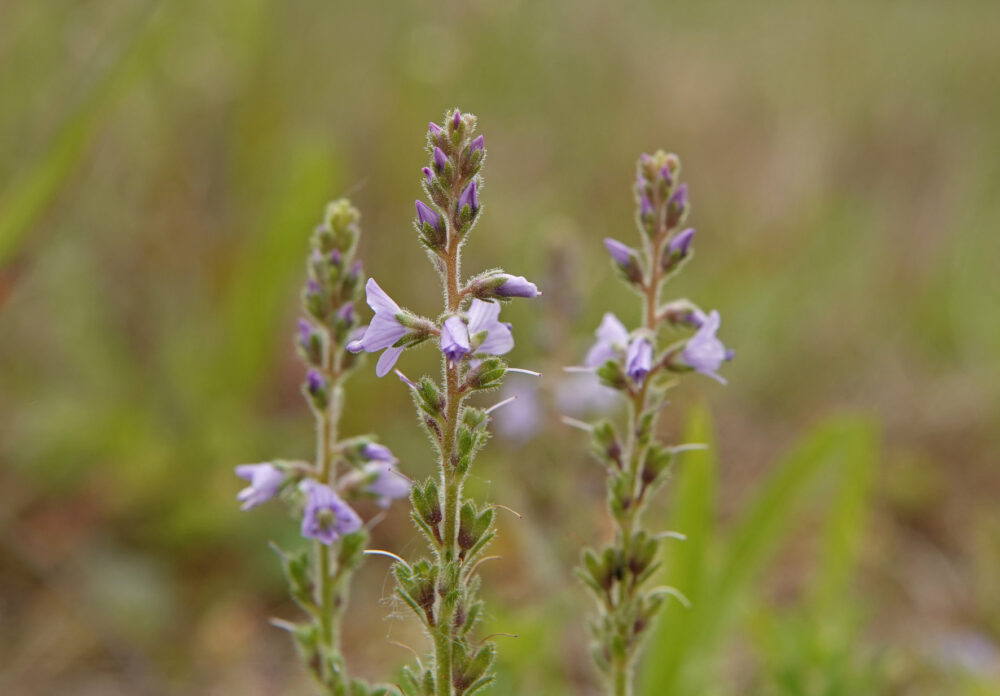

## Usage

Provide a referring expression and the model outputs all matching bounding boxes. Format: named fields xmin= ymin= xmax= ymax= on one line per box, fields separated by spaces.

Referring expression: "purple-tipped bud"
xmin=668 ymin=228 xmax=695 ymax=256
xmin=415 ymin=200 xmax=443 ymax=231
xmin=659 ymin=165 xmax=672 ymax=185
xmin=625 ymin=337 xmax=653 ymax=383
xmin=306 ymin=369 xmax=325 ymax=395
xmin=428 ymin=122 xmax=441 ymax=137
xmin=639 ymin=196 xmax=654 ymax=218
xmin=459 ymin=181 xmax=478 ymax=213
xmin=422 ymin=166 xmax=434 ymax=183
xmin=337 ymin=302 xmax=354 ymax=323
xmin=433 ymin=146 xmax=449 ymax=173
xmin=330 ymin=248 xmax=341 ymax=266
xmin=469 ymin=135 xmax=485 ymax=153
xmin=440 ymin=315 xmax=471 ymax=362
xmin=297 ymin=318 xmax=312 ymax=345
xmin=495 ymin=274 xmax=540 ymax=298
xmin=603 ymin=238 xmax=635 ymax=266
xmin=307 ymin=279 xmax=320 ymax=295
xmin=349 ymin=260 xmax=362 ymax=278
xmin=669 ymin=183 xmax=688 ymax=209
xmin=452 ymin=110 xmax=461 ymax=128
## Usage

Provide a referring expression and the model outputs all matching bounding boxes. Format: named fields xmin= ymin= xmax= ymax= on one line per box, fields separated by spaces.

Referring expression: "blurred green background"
xmin=1 ymin=1 xmax=998 ymax=694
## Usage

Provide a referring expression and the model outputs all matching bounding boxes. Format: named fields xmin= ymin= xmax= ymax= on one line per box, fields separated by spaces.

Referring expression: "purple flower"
xmin=458 ymin=181 xmax=479 ymax=214
xmin=415 ymin=200 xmax=443 ymax=232
xmin=659 ymin=165 xmax=672 ymax=185
xmin=625 ymin=337 xmax=653 ymax=383
xmin=422 ymin=166 xmax=434 ymax=183
xmin=585 ymin=313 xmax=629 ymax=367
xmin=330 ymin=248 xmax=341 ymax=266
xmin=669 ymin=183 xmax=688 ymax=209
xmin=495 ymin=274 xmax=539 ymax=298
xmin=555 ymin=373 xmax=621 ymax=417
xmin=494 ymin=380 xmax=542 ymax=442
xmin=440 ymin=315 xmax=472 ymax=362
xmin=452 ymin=110 xmax=461 ymax=128
xmin=433 ymin=146 xmax=449 ymax=173
xmin=603 ymin=238 xmax=635 ymax=266
xmin=467 ymin=299 xmax=513 ymax=355
xmin=300 ymin=480 xmax=362 ymax=545
xmin=361 ymin=442 xmax=396 ymax=462
xmin=681 ymin=310 xmax=730 ymax=384
xmin=235 ymin=463 xmax=284 ymax=510
xmin=668 ymin=228 xmax=695 ymax=256
xmin=361 ymin=462 xmax=411 ymax=508
xmin=469 ymin=135 xmax=485 ymax=153
xmin=346 ymin=278 xmax=409 ymax=377
xmin=428 ymin=122 xmax=441 ymax=137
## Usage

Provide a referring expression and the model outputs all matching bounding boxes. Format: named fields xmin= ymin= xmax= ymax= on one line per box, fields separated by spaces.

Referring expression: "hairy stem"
xmin=434 ymin=221 xmax=464 ymax=696
xmin=315 ymin=336 xmax=345 ymax=689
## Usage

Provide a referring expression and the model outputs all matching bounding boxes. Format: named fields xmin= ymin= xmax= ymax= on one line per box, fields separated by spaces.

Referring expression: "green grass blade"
xmin=639 ymin=402 xmax=718 ymax=696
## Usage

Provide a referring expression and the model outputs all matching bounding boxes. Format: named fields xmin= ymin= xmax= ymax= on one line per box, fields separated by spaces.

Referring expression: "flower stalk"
xmin=235 ymin=200 xmax=409 ymax=696
xmin=349 ymin=109 xmax=539 ymax=696
xmin=571 ymin=152 xmax=733 ymax=695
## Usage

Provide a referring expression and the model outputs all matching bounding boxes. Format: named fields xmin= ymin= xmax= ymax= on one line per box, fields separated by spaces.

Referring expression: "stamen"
xmin=654 ymin=531 xmax=687 ymax=541
xmin=484 ymin=395 xmax=517 ymax=415
xmin=466 ymin=555 xmax=502 ymax=578
xmin=671 ymin=443 xmax=708 ymax=453
xmin=364 ymin=549 xmax=408 ymax=566
xmin=476 ymin=632 xmax=519 ymax=646
xmin=649 ymin=586 xmax=691 ymax=609
xmin=388 ymin=640 xmax=422 ymax=663
xmin=560 ymin=415 xmax=594 ymax=432
xmin=394 ymin=369 xmax=418 ymax=390
xmin=493 ymin=503 xmax=523 ymax=519
xmin=505 ymin=367 xmax=542 ymax=377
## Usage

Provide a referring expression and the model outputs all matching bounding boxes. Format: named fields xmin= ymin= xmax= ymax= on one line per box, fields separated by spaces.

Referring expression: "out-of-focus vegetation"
xmin=1 ymin=1 xmax=998 ymax=694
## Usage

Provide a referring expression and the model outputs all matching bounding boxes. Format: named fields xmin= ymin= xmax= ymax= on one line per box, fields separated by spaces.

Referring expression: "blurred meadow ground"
xmin=1 ymin=0 xmax=999 ymax=694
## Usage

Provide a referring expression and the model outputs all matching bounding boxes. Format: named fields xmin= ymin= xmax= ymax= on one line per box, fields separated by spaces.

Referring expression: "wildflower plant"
xmin=568 ymin=152 xmax=732 ymax=696
xmin=235 ymin=199 xmax=409 ymax=696
xmin=348 ymin=109 xmax=539 ymax=696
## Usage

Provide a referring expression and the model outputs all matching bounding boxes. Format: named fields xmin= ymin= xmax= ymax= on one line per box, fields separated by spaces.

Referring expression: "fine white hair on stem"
xmin=563 ymin=365 xmax=596 ymax=373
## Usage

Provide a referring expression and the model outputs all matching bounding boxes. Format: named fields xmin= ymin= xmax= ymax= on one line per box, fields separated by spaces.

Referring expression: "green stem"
xmin=434 ymin=211 xmax=464 ymax=696
xmin=315 ymin=335 xmax=345 ymax=689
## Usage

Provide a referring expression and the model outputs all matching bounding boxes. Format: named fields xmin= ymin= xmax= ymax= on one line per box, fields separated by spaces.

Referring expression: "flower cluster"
xmin=233 ymin=200 xmax=408 ymax=696
xmin=348 ymin=109 xmax=539 ymax=696
xmin=570 ymin=151 xmax=732 ymax=695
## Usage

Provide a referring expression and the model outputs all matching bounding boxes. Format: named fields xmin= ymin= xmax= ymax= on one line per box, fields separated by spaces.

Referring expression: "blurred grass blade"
xmin=639 ymin=402 xmax=717 ymax=696
xmin=811 ymin=419 xmax=876 ymax=610
xmin=0 ymin=1 xmax=172 ymax=269
xmin=640 ymin=413 xmax=878 ymax=696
